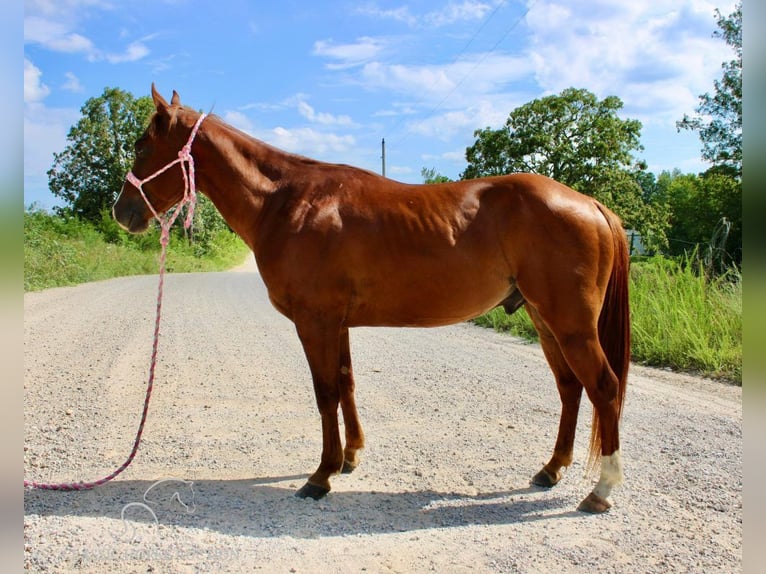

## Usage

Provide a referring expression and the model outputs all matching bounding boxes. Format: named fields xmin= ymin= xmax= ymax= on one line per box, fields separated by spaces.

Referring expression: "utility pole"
xmin=381 ymin=138 xmax=386 ymax=177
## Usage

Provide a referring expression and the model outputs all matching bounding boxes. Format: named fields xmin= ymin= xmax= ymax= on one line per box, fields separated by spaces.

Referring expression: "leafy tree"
xmin=655 ymin=170 xmax=741 ymax=267
xmin=48 ymin=87 xmax=155 ymax=222
xmin=462 ymin=88 xmax=643 ymax=188
xmin=462 ymin=87 xmax=668 ymax=251
xmin=677 ymin=2 xmax=742 ymax=176
xmin=421 ymin=167 xmax=453 ymax=184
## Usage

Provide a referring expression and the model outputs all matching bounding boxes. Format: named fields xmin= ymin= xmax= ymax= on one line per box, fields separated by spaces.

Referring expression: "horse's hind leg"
xmin=526 ymin=306 xmax=584 ymax=488
xmin=556 ymin=334 xmax=623 ymax=513
xmin=338 ymin=327 xmax=365 ymax=473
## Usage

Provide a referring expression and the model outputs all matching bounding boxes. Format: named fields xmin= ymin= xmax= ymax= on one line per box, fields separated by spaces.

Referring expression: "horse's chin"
xmin=127 ymin=217 xmax=151 ymax=234
xmin=114 ymin=209 xmax=152 ymax=234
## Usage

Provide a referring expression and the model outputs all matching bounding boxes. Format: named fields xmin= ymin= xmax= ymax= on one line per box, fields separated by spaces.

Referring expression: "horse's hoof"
xmin=531 ymin=467 xmax=560 ymax=488
xmin=341 ymin=459 xmax=357 ymax=474
xmin=295 ymin=482 xmax=330 ymax=500
xmin=577 ymin=492 xmax=612 ymax=513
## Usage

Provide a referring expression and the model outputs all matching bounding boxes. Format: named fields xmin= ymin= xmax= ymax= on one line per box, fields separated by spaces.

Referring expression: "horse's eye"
xmin=134 ymin=138 xmax=150 ymax=158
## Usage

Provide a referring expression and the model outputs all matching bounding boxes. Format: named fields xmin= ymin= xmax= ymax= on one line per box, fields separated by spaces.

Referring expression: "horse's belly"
xmin=348 ymin=271 xmax=511 ymax=328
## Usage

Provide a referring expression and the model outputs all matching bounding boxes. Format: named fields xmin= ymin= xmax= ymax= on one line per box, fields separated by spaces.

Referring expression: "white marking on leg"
xmin=593 ymin=449 xmax=623 ymax=499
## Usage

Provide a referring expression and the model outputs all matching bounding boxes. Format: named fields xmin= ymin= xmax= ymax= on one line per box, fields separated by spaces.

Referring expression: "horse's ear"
xmin=171 ymin=90 xmax=181 ymax=106
xmin=151 ymin=83 xmax=170 ymax=113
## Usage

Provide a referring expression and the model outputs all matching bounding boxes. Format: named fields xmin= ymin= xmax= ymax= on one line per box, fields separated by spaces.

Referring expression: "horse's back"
xmin=258 ymin=170 xmax=618 ymax=327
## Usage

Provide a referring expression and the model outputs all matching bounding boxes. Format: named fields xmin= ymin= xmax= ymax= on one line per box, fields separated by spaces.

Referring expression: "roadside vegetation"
xmin=24 ymin=206 xmax=249 ymax=292
xmin=473 ymin=256 xmax=742 ymax=383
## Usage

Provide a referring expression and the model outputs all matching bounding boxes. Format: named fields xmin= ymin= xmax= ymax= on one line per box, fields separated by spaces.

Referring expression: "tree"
xmin=48 ymin=87 xmax=155 ymax=222
xmin=462 ymin=88 xmax=643 ymax=190
xmin=462 ymin=87 xmax=668 ymax=251
xmin=677 ymin=2 xmax=742 ymax=176
xmin=655 ymin=170 xmax=741 ymax=267
xmin=421 ymin=167 xmax=453 ymax=184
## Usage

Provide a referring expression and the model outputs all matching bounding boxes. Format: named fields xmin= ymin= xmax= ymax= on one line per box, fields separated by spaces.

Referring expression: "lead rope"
xmin=24 ymin=114 xmax=206 ymax=491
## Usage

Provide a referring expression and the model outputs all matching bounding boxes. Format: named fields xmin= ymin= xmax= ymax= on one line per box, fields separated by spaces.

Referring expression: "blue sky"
xmin=24 ymin=0 xmax=737 ymax=210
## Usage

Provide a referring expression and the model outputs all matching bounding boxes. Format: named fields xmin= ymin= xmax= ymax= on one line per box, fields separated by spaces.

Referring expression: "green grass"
xmin=24 ymin=209 xmax=250 ymax=292
xmin=474 ymin=256 xmax=742 ymax=384
xmin=630 ymin=257 xmax=741 ymax=382
xmin=473 ymin=305 xmax=538 ymax=341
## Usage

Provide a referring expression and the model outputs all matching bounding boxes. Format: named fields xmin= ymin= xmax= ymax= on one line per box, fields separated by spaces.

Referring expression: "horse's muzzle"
xmin=113 ymin=191 xmax=152 ymax=234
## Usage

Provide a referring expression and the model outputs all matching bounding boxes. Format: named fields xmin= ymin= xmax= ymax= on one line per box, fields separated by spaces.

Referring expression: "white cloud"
xmin=356 ymin=3 xmax=417 ymax=27
xmin=222 ymin=110 xmax=257 ymax=135
xmin=405 ymin=98 xmax=511 ymax=140
xmin=218 ymin=109 xmax=360 ymax=165
xmin=62 ymin=72 xmax=84 ymax=93
xmin=388 ymin=165 xmax=415 ymax=176
xmin=425 ymin=0 xmax=497 ymax=27
xmin=524 ymin=0 xmax=739 ymax=125
xmin=422 ymin=149 xmax=468 ymax=163
xmin=268 ymin=126 xmax=356 ymax=157
xmin=25 ymin=9 xmax=152 ymax=64
xmin=24 ymin=58 xmax=50 ymax=103
xmin=313 ymin=37 xmax=387 ymax=69
xmin=358 ymin=1 xmax=499 ymax=28
xmin=373 ymin=103 xmax=418 ymax=118
xmin=359 ymin=52 xmax=534 ymax=108
xmin=104 ymin=39 xmax=150 ymax=63
xmin=24 ymin=16 xmax=96 ymax=55
xmin=297 ymin=100 xmax=355 ymax=127
xmin=25 ymin=0 xmax=114 ymax=19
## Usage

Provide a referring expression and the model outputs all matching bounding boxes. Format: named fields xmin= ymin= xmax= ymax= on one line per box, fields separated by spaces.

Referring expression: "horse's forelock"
xmin=146 ymin=106 xmax=186 ymax=139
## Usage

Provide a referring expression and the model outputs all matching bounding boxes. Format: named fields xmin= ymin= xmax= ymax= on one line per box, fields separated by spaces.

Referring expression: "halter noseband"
xmin=125 ymin=113 xmax=207 ymax=242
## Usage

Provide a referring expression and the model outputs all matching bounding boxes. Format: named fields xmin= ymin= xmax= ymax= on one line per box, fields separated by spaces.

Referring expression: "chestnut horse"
xmin=114 ymin=86 xmax=630 ymax=513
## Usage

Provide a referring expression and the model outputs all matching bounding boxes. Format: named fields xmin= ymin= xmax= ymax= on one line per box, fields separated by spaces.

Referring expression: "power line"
xmin=389 ymin=0 xmax=539 ymax=149
xmin=383 ymin=0 xmax=507 ymax=142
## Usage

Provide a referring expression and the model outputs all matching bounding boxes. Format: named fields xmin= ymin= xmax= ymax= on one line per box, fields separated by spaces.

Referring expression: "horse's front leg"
xmin=338 ymin=327 xmax=365 ymax=473
xmin=294 ymin=317 xmax=345 ymax=500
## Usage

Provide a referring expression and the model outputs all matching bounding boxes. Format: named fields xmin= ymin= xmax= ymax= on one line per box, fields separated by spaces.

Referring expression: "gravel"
xmin=24 ymin=257 xmax=742 ymax=573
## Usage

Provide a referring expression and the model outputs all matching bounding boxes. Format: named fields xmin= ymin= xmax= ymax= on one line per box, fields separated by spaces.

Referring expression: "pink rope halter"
xmin=126 ymin=112 xmax=207 ymax=242
xmin=23 ymin=113 xmax=206 ymax=491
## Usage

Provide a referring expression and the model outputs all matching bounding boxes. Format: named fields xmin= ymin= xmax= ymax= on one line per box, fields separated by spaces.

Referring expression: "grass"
xmin=24 ymin=209 xmax=250 ymax=292
xmin=629 ymin=257 xmax=741 ymax=382
xmin=474 ymin=256 xmax=742 ymax=384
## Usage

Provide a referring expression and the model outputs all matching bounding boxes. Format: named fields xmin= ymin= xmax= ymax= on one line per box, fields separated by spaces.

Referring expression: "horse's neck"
xmin=195 ymin=121 xmax=290 ymax=249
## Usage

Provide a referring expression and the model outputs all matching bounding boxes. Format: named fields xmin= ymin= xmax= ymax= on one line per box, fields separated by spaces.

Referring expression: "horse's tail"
xmin=587 ymin=203 xmax=631 ymax=474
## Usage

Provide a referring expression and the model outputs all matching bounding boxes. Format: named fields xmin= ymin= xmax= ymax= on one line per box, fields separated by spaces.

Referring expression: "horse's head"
xmin=113 ymin=84 xmax=204 ymax=233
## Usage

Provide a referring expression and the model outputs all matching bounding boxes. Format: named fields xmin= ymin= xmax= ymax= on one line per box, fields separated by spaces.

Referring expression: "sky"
xmin=24 ymin=0 xmax=738 ymax=210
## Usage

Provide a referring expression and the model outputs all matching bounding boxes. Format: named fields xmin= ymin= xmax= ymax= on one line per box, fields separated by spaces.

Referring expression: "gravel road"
xmin=24 ymin=256 xmax=742 ymax=573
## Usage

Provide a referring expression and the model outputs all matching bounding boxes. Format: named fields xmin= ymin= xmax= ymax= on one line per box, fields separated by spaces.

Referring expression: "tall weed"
xmin=630 ymin=256 xmax=741 ymax=382
xmin=473 ymin=256 xmax=741 ymax=383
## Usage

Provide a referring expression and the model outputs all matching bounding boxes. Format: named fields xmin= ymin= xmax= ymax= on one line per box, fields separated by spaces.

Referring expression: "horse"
xmin=113 ymin=85 xmax=630 ymax=513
